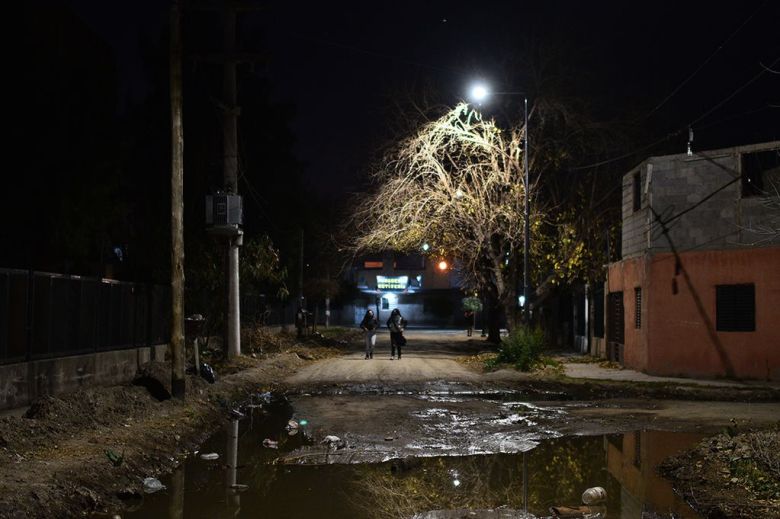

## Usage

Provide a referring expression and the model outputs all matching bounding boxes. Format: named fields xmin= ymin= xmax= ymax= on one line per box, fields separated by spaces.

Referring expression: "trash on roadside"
xmin=550 ymin=504 xmax=607 ymax=518
xmin=384 ymin=436 xmax=394 ymax=441
xmin=105 ymin=448 xmax=124 ymax=467
xmin=142 ymin=477 xmax=166 ymax=494
xmin=299 ymin=419 xmax=309 ymax=426
xmin=256 ymin=391 xmax=273 ymax=403
xmin=200 ymin=363 xmax=217 ymax=384
xmin=321 ymin=435 xmax=345 ymax=450
xmin=549 ymin=485 xmax=608 ymax=518
xmin=285 ymin=419 xmax=299 ymax=431
xmin=262 ymin=438 xmax=279 ymax=449
xmin=581 ymin=486 xmax=606 ymax=505
xmin=199 ymin=452 xmax=219 ymax=460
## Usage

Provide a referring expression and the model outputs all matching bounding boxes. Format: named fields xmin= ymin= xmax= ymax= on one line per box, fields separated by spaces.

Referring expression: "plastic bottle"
xmin=581 ymin=486 xmax=607 ymax=505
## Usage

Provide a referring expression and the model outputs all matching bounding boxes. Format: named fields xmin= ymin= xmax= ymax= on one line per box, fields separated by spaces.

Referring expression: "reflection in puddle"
xmin=127 ymin=408 xmax=702 ymax=519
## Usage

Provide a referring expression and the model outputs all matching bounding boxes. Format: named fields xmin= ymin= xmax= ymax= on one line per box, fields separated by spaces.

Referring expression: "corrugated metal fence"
xmin=0 ymin=268 xmax=170 ymax=365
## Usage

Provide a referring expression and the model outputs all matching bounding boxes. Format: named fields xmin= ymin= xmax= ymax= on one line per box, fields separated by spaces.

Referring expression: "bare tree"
xmin=745 ymin=180 xmax=780 ymax=244
xmin=349 ymin=103 xmax=538 ymax=341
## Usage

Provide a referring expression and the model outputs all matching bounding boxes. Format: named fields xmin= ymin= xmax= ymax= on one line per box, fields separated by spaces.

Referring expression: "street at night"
xmin=2 ymin=1 xmax=779 ymax=518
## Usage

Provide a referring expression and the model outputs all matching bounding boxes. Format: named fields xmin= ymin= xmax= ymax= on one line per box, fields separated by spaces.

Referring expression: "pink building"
xmin=604 ymin=141 xmax=780 ymax=380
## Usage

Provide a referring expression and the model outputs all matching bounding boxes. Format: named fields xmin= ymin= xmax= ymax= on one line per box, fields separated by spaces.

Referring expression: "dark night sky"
xmin=49 ymin=0 xmax=780 ymax=195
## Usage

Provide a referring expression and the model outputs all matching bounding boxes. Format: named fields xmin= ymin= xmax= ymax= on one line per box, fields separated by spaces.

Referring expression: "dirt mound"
xmin=660 ymin=425 xmax=780 ymax=518
xmin=0 ymin=352 xmax=307 ymax=518
xmin=241 ymin=326 xmax=363 ymax=355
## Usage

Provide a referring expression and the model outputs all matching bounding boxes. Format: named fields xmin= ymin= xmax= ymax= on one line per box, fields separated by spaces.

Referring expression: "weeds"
xmin=484 ymin=326 xmax=546 ymax=372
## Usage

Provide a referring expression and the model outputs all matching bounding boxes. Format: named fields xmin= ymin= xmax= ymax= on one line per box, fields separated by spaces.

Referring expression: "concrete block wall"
xmin=0 ymin=344 xmax=168 ymax=411
xmin=621 ymin=165 xmax=649 ymax=258
xmin=649 ymin=152 xmax=740 ymax=251
xmin=621 ymin=141 xmax=780 ymax=258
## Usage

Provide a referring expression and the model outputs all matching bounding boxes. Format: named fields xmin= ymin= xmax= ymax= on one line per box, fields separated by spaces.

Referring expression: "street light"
xmin=468 ymin=82 xmax=530 ymax=322
xmin=470 ymin=83 xmax=489 ymax=103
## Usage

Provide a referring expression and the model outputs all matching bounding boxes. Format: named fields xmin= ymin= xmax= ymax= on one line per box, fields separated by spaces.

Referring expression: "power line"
xmin=572 ymin=57 xmax=778 ymax=172
xmin=646 ymin=1 xmax=767 ymax=118
xmin=694 ymin=104 xmax=775 ymax=131
xmin=690 ymin=56 xmax=779 ymax=128
xmin=570 ymin=130 xmax=684 ymax=171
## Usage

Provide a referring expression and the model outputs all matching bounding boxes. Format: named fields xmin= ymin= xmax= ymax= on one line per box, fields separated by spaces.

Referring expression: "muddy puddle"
xmin=125 ymin=393 xmax=703 ymax=519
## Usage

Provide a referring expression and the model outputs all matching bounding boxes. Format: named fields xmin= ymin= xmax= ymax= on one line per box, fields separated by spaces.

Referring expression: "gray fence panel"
xmin=0 ymin=268 xmax=171 ymax=364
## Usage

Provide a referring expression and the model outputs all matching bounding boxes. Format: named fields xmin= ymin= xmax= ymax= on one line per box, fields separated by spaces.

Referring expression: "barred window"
xmin=634 ymin=287 xmax=642 ymax=329
xmin=716 ymin=284 xmax=755 ymax=332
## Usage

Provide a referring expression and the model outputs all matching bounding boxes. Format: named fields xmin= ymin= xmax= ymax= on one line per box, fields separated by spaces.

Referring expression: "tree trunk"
xmin=503 ymin=298 xmax=519 ymax=333
xmin=486 ymin=292 xmax=502 ymax=344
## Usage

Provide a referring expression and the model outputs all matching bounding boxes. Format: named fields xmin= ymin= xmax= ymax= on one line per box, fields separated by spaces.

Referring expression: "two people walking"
xmin=360 ymin=308 xmax=406 ymax=360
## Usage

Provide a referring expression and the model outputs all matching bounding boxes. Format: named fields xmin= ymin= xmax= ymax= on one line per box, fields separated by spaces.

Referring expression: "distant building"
xmin=604 ymin=141 xmax=780 ymax=380
xmin=347 ymin=252 xmax=463 ymax=326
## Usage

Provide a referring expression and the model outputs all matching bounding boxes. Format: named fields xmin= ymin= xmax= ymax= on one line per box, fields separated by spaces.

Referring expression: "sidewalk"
xmin=562 ymin=362 xmax=779 ymax=389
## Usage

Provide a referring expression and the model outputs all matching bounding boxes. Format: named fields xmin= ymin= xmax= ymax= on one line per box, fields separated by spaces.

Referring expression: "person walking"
xmin=464 ymin=309 xmax=475 ymax=337
xmin=360 ymin=309 xmax=378 ymax=359
xmin=386 ymin=308 xmax=406 ymax=360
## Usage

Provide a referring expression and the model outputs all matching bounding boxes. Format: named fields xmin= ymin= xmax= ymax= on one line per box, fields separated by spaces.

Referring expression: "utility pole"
xmin=324 ymin=264 xmax=331 ymax=327
xmin=191 ymin=1 xmax=263 ymax=358
xmin=522 ymin=96 xmax=530 ymax=324
xmin=298 ymin=228 xmax=304 ymax=306
xmin=223 ymin=5 xmax=242 ymax=359
xmin=169 ymin=0 xmax=185 ymax=398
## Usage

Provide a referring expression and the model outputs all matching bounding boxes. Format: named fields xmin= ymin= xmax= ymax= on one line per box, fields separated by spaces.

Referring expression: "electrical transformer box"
xmin=206 ymin=193 xmax=243 ymax=230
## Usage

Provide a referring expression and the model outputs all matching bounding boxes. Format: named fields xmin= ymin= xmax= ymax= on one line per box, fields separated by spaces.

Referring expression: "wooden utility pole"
xmin=298 ymin=228 xmax=304 ymax=305
xmin=169 ymin=0 xmax=186 ymax=398
xmin=324 ymin=265 xmax=331 ymax=327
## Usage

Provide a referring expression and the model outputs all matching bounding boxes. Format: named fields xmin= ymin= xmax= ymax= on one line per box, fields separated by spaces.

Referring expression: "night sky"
xmin=5 ymin=1 xmax=778 ymax=277
xmin=63 ymin=0 xmax=779 ymax=194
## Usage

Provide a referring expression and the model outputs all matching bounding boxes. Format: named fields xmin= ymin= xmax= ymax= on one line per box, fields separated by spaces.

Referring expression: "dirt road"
xmin=286 ymin=329 xmax=518 ymax=386
xmin=283 ymin=329 xmax=780 ymax=462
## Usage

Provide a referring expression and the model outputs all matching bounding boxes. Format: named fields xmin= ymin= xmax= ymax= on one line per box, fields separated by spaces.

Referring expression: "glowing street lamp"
xmin=468 ymin=81 xmax=531 ymax=322
xmin=422 ymin=243 xmax=430 ymax=252
xmin=438 ymin=260 xmax=449 ymax=271
xmin=470 ymin=83 xmax=489 ymax=103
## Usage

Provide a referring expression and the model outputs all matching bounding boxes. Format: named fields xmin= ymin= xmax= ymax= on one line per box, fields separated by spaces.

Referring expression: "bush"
xmin=461 ymin=296 xmax=483 ymax=312
xmin=485 ymin=326 xmax=546 ymax=371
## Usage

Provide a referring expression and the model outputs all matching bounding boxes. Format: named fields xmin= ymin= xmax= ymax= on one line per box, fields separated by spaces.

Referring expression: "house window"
xmin=363 ymin=260 xmax=383 ymax=269
xmin=716 ymin=284 xmax=755 ymax=332
xmin=741 ymin=150 xmax=779 ymax=197
xmin=632 ymin=172 xmax=641 ymax=212
xmin=634 ymin=287 xmax=642 ymax=329
xmin=607 ymin=292 xmax=624 ymax=344
xmin=381 ymin=297 xmax=390 ymax=310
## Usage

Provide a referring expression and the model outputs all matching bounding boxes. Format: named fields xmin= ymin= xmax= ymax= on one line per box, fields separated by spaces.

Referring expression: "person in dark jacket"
xmin=464 ymin=309 xmax=475 ymax=337
xmin=386 ymin=308 xmax=405 ymax=359
xmin=360 ymin=309 xmax=378 ymax=359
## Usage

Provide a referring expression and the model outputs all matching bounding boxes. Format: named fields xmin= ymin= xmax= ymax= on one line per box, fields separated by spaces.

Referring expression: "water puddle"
xmin=125 ymin=395 xmax=703 ymax=518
